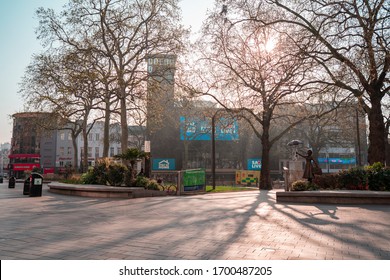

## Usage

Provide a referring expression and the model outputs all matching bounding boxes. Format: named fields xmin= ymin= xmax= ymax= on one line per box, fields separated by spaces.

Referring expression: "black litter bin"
xmin=29 ymin=173 xmax=43 ymax=197
xmin=23 ymin=177 xmax=31 ymax=195
xmin=8 ymin=176 xmax=16 ymax=188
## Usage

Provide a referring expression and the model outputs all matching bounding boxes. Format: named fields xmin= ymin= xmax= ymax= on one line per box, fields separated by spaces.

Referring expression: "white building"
xmin=76 ymin=122 xmax=145 ymax=170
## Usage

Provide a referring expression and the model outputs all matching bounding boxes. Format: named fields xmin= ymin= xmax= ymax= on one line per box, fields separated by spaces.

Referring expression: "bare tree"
xmin=36 ymin=0 xmax=188 ymax=154
xmin=186 ymin=4 xmax=320 ymax=189
xmin=19 ymin=50 xmax=102 ymax=171
xmin=288 ymin=102 xmax=366 ymax=161
xmin=242 ymin=0 xmax=390 ymax=164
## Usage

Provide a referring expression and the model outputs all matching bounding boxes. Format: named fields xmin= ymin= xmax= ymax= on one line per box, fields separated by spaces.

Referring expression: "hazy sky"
xmin=0 ymin=0 xmax=215 ymax=144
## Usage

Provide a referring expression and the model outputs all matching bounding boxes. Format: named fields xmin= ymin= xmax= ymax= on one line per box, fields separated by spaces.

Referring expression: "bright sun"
xmin=265 ymin=38 xmax=276 ymax=52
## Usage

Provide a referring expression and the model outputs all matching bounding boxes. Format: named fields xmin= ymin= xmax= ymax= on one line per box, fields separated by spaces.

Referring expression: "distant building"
xmin=274 ymin=104 xmax=368 ymax=175
xmin=0 ymin=143 xmax=10 ymax=176
xmin=9 ymin=112 xmax=55 ymax=178
xmin=76 ymin=121 xmax=145 ymax=171
xmin=9 ymin=113 xmax=145 ymax=177
xmin=146 ymin=54 xmax=178 ymax=160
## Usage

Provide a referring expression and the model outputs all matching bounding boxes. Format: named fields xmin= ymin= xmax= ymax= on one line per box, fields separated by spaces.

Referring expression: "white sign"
xmin=34 ymin=178 xmax=42 ymax=185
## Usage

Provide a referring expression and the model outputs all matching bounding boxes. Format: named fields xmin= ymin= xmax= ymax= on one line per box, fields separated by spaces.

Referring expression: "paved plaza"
xmin=0 ymin=181 xmax=389 ymax=260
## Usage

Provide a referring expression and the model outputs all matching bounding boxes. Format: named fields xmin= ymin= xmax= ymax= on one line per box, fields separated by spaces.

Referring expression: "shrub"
xmin=61 ymin=174 xmax=82 ymax=184
xmin=313 ymin=173 xmax=341 ymax=190
xmin=291 ymin=180 xmax=319 ymax=191
xmin=146 ymin=179 xmax=160 ymax=191
xmin=338 ymin=167 xmax=368 ymax=190
xmin=81 ymin=170 xmax=98 ymax=184
xmin=123 ymin=169 xmax=135 ymax=187
xmin=366 ymin=163 xmax=390 ymax=191
xmin=106 ymin=164 xmax=126 ymax=186
xmin=135 ymin=176 xmax=149 ymax=188
xmin=93 ymin=160 xmax=109 ymax=185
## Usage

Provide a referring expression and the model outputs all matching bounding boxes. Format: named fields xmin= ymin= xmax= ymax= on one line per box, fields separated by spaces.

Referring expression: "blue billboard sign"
xmin=247 ymin=158 xmax=262 ymax=170
xmin=152 ymin=158 xmax=176 ymax=170
xmin=180 ymin=116 xmax=239 ymax=141
xmin=318 ymin=158 xmax=356 ymax=164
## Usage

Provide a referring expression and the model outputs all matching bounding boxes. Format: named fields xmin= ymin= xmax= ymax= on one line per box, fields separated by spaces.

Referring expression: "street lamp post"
xmin=144 ymin=140 xmax=151 ymax=178
xmin=211 ymin=114 xmax=216 ymax=190
xmin=211 ymin=108 xmax=228 ymax=190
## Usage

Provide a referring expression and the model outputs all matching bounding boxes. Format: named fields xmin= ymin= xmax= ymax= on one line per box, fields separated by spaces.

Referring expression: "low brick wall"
xmin=48 ymin=183 xmax=167 ymax=199
xmin=276 ymin=190 xmax=390 ymax=204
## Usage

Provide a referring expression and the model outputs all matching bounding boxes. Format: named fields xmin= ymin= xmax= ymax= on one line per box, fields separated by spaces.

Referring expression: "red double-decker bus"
xmin=8 ymin=154 xmax=41 ymax=178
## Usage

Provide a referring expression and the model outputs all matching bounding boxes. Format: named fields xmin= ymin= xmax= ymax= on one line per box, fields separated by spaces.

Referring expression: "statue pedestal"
xmin=284 ymin=160 xmax=304 ymax=191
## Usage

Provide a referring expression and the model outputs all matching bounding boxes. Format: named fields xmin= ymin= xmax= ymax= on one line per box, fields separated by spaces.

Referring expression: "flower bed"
xmin=292 ymin=162 xmax=390 ymax=191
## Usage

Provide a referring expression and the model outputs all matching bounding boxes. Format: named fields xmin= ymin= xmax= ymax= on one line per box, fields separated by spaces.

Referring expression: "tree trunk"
xmin=260 ymin=123 xmax=272 ymax=190
xmin=82 ymin=124 xmax=89 ymax=173
xmin=183 ymin=140 xmax=189 ymax=169
xmin=120 ymin=94 xmax=128 ymax=154
xmin=367 ymin=97 xmax=386 ymax=164
xmin=103 ymin=99 xmax=110 ymax=158
xmin=71 ymin=135 xmax=78 ymax=171
xmin=83 ymin=129 xmax=88 ymax=172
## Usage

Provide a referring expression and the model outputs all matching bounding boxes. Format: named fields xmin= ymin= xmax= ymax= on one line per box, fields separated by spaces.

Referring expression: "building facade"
xmin=9 ymin=113 xmax=145 ymax=177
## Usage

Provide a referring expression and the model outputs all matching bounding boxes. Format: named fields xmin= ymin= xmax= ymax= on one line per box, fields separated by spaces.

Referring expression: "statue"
xmin=287 ymin=139 xmax=303 ymax=161
xmin=296 ymin=149 xmax=321 ymax=183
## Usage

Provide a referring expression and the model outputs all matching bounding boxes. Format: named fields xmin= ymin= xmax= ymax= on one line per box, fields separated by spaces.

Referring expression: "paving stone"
xmin=1 ymin=183 xmax=390 ymax=260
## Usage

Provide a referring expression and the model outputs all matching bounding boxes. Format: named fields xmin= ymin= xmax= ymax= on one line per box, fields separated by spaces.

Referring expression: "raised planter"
xmin=48 ymin=183 xmax=167 ymax=199
xmin=276 ymin=190 xmax=390 ymax=204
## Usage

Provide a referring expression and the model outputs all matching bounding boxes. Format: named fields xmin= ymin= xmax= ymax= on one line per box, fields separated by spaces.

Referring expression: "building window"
xmin=60 ymin=147 xmax=65 ymax=156
xmin=96 ymin=134 xmax=100 ymax=141
xmin=88 ymin=134 xmax=93 ymax=141
xmin=60 ymin=132 xmax=65 ymax=140
xmin=88 ymin=147 xmax=92 ymax=158
xmin=110 ymin=147 xmax=114 ymax=157
xmin=67 ymin=147 xmax=72 ymax=155
xmin=95 ymin=147 xmax=99 ymax=159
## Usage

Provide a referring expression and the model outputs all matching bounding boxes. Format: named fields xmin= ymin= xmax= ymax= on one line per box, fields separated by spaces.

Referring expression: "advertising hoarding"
xmin=318 ymin=158 xmax=356 ymax=164
xmin=180 ymin=116 xmax=239 ymax=141
xmin=247 ymin=158 xmax=262 ymax=170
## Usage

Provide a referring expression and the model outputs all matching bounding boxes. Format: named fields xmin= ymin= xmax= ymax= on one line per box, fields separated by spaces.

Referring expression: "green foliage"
xmin=291 ymin=180 xmax=319 ymax=191
xmin=92 ymin=159 xmax=109 ymax=185
xmin=114 ymin=148 xmax=146 ymax=164
xmin=313 ymin=173 xmax=341 ymax=190
xmin=146 ymin=179 xmax=160 ymax=191
xmin=114 ymin=148 xmax=147 ymax=186
xmin=366 ymin=163 xmax=390 ymax=191
xmin=81 ymin=170 xmax=98 ymax=184
xmin=61 ymin=174 xmax=82 ymax=184
xmin=80 ymin=158 xmax=124 ymax=186
xmin=123 ymin=169 xmax=134 ymax=187
xmin=312 ymin=163 xmax=390 ymax=191
xmin=106 ymin=163 xmax=127 ymax=186
xmin=135 ymin=176 xmax=150 ymax=188
xmin=339 ymin=167 xmax=368 ymax=190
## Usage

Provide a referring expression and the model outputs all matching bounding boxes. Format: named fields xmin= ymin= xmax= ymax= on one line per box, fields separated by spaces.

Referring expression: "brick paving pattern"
xmin=0 ymin=182 xmax=389 ymax=260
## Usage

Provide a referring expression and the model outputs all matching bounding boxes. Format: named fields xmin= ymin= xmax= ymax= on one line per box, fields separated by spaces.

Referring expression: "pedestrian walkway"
xmin=0 ymin=181 xmax=389 ymax=260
